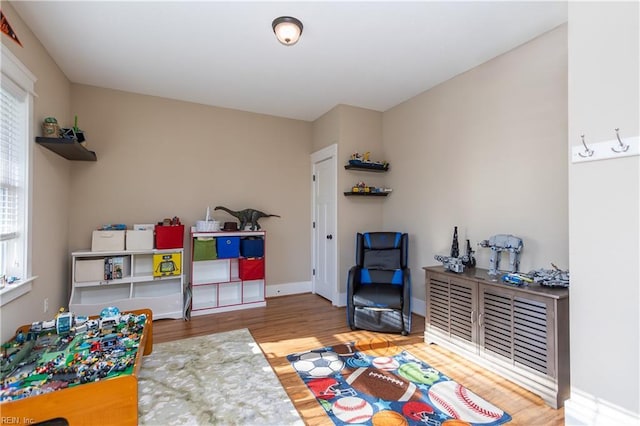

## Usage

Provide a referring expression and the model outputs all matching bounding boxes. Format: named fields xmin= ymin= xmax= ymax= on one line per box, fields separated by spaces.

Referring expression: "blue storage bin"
xmin=240 ymin=238 xmax=264 ymax=258
xmin=217 ymin=236 xmax=240 ymax=258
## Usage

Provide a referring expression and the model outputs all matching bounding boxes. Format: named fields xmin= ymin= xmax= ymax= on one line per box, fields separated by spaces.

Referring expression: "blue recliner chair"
xmin=347 ymin=232 xmax=411 ymax=335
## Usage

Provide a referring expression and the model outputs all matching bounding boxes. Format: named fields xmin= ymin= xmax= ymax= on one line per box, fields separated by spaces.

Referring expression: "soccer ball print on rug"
xmin=287 ymin=339 xmax=511 ymax=426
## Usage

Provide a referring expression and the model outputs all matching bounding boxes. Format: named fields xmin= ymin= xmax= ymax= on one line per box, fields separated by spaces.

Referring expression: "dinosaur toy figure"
xmin=214 ymin=206 xmax=280 ymax=231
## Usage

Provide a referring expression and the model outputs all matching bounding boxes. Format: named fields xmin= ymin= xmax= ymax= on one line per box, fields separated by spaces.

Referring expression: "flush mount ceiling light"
xmin=272 ymin=16 xmax=303 ymax=46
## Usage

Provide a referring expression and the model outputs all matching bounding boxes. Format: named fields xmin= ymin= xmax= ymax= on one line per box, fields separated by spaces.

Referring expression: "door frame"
xmin=310 ymin=144 xmax=338 ymax=305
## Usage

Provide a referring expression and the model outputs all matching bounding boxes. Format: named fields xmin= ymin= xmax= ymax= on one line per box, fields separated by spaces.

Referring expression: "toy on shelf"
xmin=349 ymin=181 xmax=392 ymax=194
xmin=347 ymin=152 xmax=389 ymax=171
xmin=41 ymin=117 xmax=60 ymax=138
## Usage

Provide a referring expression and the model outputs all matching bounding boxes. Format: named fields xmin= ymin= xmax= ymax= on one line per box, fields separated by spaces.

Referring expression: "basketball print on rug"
xmin=287 ymin=341 xmax=511 ymax=426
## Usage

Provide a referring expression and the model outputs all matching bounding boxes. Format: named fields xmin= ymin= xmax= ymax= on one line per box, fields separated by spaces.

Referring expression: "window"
xmin=1 ymin=48 xmax=36 ymax=289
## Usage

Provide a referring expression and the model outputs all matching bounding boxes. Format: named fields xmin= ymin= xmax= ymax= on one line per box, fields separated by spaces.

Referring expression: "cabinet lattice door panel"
xmin=481 ymin=290 xmax=514 ymax=360
xmin=480 ymin=285 xmax=555 ymax=378
xmin=426 ymin=275 xmax=477 ymax=348
xmin=450 ymin=281 xmax=475 ymax=343
xmin=427 ymin=276 xmax=450 ymax=333
xmin=514 ymin=296 xmax=551 ymax=376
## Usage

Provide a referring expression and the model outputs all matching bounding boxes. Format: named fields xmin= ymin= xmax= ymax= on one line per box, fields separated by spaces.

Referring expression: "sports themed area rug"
xmin=287 ymin=338 xmax=511 ymax=426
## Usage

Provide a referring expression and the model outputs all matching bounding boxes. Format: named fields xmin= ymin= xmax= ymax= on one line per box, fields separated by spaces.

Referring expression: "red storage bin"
xmin=155 ymin=225 xmax=185 ymax=249
xmin=239 ymin=257 xmax=264 ymax=280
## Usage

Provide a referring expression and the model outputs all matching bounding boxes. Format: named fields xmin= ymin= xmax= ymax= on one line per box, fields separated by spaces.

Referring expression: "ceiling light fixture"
xmin=272 ymin=16 xmax=303 ymax=46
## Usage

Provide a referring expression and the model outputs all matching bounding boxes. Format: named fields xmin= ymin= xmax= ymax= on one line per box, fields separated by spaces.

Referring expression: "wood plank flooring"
xmin=152 ymin=293 xmax=564 ymax=425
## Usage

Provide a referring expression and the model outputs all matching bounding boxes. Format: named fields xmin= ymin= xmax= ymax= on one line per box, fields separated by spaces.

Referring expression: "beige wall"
xmin=1 ymin=2 xmax=72 ymax=341
xmin=68 ymin=85 xmax=312 ymax=287
xmin=566 ymin=2 xmax=639 ymax=421
xmin=311 ymin=106 xmax=340 ymax=154
xmin=311 ymin=105 xmax=385 ymax=299
xmin=336 ymin=106 xmax=384 ymax=295
xmin=382 ymin=25 xmax=569 ymax=301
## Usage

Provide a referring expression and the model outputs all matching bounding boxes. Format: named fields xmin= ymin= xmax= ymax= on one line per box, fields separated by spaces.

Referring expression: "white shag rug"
xmin=138 ymin=328 xmax=303 ymax=426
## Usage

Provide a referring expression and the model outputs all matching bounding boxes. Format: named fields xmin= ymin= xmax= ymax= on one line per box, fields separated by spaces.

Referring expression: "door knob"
xmin=326 ymin=234 xmax=333 ymax=240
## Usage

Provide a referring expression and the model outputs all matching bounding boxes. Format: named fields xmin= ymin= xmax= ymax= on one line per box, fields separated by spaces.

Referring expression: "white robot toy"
xmin=479 ymin=234 xmax=523 ymax=275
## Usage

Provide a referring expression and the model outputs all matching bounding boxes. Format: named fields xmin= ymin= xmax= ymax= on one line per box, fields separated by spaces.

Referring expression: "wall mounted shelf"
xmin=343 ymin=191 xmax=389 ymax=197
xmin=344 ymin=164 xmax=388 ymax=172
xmin=35 ymin=137 xmax=97 ymax=161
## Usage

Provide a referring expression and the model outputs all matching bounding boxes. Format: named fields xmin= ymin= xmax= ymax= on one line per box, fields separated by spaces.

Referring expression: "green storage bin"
xmin=193 ymin=238 xmax=217 ymax=261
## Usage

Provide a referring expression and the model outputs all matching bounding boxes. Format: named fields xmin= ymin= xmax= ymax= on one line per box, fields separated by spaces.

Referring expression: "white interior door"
xmin=311 ymin=145 xmax=337 ymax=304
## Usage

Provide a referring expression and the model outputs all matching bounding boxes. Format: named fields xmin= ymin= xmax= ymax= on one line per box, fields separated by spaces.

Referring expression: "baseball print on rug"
xmin=287 ymin=339 xmax=511 ymax=426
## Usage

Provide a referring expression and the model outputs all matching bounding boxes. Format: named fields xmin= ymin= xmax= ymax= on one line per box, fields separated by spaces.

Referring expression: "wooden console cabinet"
xmin=424 ymin=266 xmax=570 ymax=408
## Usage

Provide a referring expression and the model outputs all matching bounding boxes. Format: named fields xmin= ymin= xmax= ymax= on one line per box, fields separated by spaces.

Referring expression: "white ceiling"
xmin=11 ymin=1 xmax=568 ymax=121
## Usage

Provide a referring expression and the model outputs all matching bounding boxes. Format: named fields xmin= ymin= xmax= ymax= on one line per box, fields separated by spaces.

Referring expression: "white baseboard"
xmin=411 ymin=296 xmax=425 ymax=318
xmin=564 ymin=387 xmax=640 ymax=426
xmin=265 ymin=281 xmax=311 ymax=298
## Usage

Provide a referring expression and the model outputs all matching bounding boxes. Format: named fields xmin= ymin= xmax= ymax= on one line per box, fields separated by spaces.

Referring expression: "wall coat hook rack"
xmin=572 ymin=127 xmax=639 ymax=164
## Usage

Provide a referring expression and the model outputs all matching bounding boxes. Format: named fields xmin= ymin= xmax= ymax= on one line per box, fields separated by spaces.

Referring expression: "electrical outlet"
xmin=44 ymin=298 xmax=48 ymax=313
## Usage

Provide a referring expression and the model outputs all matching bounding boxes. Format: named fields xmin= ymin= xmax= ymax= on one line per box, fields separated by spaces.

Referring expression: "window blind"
xmin=0 ymin=79 xmax=27 ymax=276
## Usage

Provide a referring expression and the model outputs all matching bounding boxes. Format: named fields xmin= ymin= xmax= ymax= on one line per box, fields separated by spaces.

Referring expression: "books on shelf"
xmin=103 ymin=256 xmax=127 ymax=280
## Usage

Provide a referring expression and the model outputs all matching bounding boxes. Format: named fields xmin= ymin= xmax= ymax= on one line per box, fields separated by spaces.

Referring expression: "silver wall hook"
xmin=578 ymin=134 xmax=594 ymax=158
xmin=612 ymin=128 xmax=630 ymax=153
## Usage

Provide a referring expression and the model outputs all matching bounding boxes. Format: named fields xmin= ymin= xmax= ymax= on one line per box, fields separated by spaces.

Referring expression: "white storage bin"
xmin=133 ymin=223 xmax=155 ymax=231
xmin=92 ymin=230 xmax=126 ymax=251
xmin=126 ymin=230 xmax=154 ymax=250
xmin=75 ymin=259 xmax=105 ymax=282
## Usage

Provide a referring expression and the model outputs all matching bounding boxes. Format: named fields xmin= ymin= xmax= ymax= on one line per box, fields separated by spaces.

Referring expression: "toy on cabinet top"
xmin=434 ymin=226 xmax=476 ymax=274
xmin=214 ymin=206 xmax=280 ymax=231
xmin=500 ymin=263 xmax=569 ymax=288
xmin=478 ymin=234 xmax=523 ymax=276
xmin=528 ymin=263 xmax=570 ymax=288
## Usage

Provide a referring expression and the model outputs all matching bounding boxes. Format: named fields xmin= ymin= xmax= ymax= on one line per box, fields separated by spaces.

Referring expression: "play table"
xmin=0 ymin=308 xmax=153 ymax=425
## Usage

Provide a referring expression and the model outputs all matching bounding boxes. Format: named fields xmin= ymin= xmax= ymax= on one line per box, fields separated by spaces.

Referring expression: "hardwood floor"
xmin=152 ymin=293 xmax=564 ymax=425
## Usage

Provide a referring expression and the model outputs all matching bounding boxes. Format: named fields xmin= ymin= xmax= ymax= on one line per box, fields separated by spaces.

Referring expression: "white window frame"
xmin=0 ymin=47 xmax=37 ymax=306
